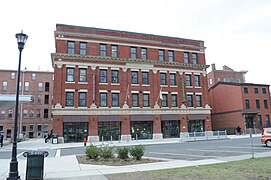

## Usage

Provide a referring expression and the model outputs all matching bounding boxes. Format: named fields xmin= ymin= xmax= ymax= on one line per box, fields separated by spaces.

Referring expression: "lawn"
xmin=105 ymin=157 xmax=271 ymax=180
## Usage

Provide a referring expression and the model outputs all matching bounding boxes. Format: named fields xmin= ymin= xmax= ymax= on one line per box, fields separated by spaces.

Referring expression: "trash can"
xmin=23 ymin=150 xmax=49 ymax=180
xmin=52 ymin=134 xmax=58 ymax=144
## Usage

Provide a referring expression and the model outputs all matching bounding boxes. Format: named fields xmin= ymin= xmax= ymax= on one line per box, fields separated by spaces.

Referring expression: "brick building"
xmin=207 ymin=63 xmax=247 ymax=88
xmin=51 ymin=24 xmax=212 ymax=143
xmin=0 ymin=69 xmax=53 ymax=139
xmin=209 ymin=82 xmax=271 ymax=134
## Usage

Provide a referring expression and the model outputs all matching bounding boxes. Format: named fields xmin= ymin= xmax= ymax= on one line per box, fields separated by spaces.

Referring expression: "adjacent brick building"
xmin=0 ymin=69 xmax=53 ymax=139
xmin=51 ymin=24 xmax=212 ymax=143
xmin=209 ymin=82 xmax=271 ymax=134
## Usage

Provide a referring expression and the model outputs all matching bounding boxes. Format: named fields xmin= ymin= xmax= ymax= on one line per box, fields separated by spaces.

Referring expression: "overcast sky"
xmin=1 ymin=0 xmax=271 ymax=85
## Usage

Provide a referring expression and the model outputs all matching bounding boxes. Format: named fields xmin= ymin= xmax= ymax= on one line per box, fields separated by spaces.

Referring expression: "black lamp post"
xmin=7 ymin=31 xmax=28 ymax=180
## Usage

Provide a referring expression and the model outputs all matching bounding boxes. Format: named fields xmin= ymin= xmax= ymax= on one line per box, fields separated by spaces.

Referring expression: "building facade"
xmin=0 ymin=69 xmax=53 ymax=139
xmin=209 ymin=82 xmax=271 ymax=134
xmin=51 ymin=24 xmax=212 ymax=143
xmin=207 ymin=64 xmax=247 ymax=88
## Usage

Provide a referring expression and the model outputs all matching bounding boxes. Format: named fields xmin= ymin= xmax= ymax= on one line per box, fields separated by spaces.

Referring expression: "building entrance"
xmin=188 ymin=120 xmax=205 ymax=132
xmin=98 ymin=121 xmax=121 ymax=141
xmin=162 ymin=120 xmax=180 ymax=138
xmin=130 ymin=121 xmax=153 ymax=140
xmin=63 ymin=122 xmax=88 ymax=143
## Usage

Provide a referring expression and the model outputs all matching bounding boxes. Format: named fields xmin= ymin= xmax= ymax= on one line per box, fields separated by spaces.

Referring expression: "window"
xmin=67 ymin=41 xmax=75 ymax=54
xmin=142 ymin=72 xmax=149 ymax=85
xmin=244 ymin=87 xmax=248 ymax=94
xmin=262 ymin=88 xmax=267 ymax=94
xmin=66 ymin=92 xmax=74 ymax=107
xmin=256 ymin=100 xmax=260 ymax=109
xmin=187 ymin=94 xmax=193 ymax=107
xmin=245 ymin=99 xmax=250 ymax=109
xmin=141 ymin=48 xmax=147 ymax=60
xmin=44 ymin=109 xmax=49 ymax=118
xmin=25 ymin=82 xmax=29 ymax=91
xmin=79 ymin=69 xmax=87 ymax=82
xmin=159 ymin=50 xmax=164 ymax=61
xmin=100 ymin=44 xmax=107 ymax=57
xmin=0 ymin=125 xmax=3 ymax=133
xmin=11 ymin=72 xmax=16 ymax=79
xmin=170 ymin=73 xmax=176 ymax=86
xmin=66 ymin=68 xmax=75 ymax=82
xmin=192 ymin=53 xmax=198 ymax=64
xmin=112 ymin=70 xmax=119 ymax=83
xmin=44 ymin=95 xmax=49 ymax=104
xmin=264 ymin=100 xmax=269 ymax=109
xmin=8 ymin=110 xmax=12 ymax=118
xmin=38 ymin=95 xmax=42 ymax=104
xmin=100 ymin=69 xmax=107 ymax=83
xmin=32 ymin=73 xmax=36 ymax=80
xmin=30 ymin=125 xmax=34 ymax=132
xmin=254 ymin=88 xmax=259 ymax=94
xmin=2 ymin=81 xmax=7 ymax=91
xmin=143 ymin=94 xmax=150 ymax=107
xmin=184 ymin=52 xmax=189 ymax=63
xmin=130 ymin=47 xmax=137 ymax=59
xmin=30 ymin=109 xmax=34 ymax=118
xmin=23 ymin=109 xmax=28 ymax=118
xmin=112 ymin=93 xmax=119 ymax=107
xmin=79 ymin=92 xmax=87 ymax=107
xmin=37 ymin=109 xmax=41 ymax=118
xmin=31 ymin=96 xmax=35 ymax=104
xmin=196 ymin=95 xmax=202 ymax=107
xmin=162 ymin=94 xmax=168 ymax=107
xmin=185 ymin=74 xmax=192 ymax=86
xmin=168 ymin=50 xmax=174 ymax=62
xmin=194 ymin=75 xmax=201 ymax=87
xmin=258 ymin=115 xmax=262 ymax=128
xmin=38 ymin=124 xmax=42 ymax=131
xmin=266 ymin=115 xmax=270 ymax=127
xmin=111 ymin=45 xmax=118 ymax=58
xmin=160 ymin=73 xmax=167 ymax=85
xmin=80 ymin=42 xmax=87 ymax=55
xmin=100 ymin=93 xmax=108 ymax=107
xmin=45 ymin=82 xmax=50 ymax=92
xmin=171 ymin=94 xmax=178 ymax=107
xmin=131 ymin=71 xmax=138 ymax=84
xmin=132 ymin=93 xmax=139 ymax=107
xmin=38 ymin=82 xmax=43 ymax=92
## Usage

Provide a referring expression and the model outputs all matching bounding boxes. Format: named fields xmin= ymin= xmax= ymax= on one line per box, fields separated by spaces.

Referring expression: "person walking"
xmin=0 ymin=133 xmax=4 ymax=147
xmin=236 ymin=126 xmax=242 ymax=135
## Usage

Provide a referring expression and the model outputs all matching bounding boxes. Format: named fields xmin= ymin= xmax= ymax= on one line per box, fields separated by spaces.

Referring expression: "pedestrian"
xmin=0 ymin=133 xmax=4 ymax=147
xmin=236 ymin=126 xmax=241 ymax=135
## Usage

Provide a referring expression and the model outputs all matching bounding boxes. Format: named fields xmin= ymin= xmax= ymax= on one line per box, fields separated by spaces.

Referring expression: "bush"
xmin=85 ymin=145 xmax=99 ymax=160
xmin=99 ymin=146 xmax=113 ymax=159
xmin=129 ymin=145 xmax=145 ymax=160
xmin=116 ymin=146 xmax=129 ymax=160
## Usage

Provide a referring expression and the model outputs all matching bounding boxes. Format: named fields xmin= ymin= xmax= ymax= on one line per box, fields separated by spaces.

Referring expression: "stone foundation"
xmin=152 ymin=133 xmax=163 ymax=140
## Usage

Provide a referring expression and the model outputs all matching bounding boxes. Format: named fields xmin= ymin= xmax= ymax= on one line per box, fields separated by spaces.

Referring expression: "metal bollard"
xmin=136 ymin=134 xmax=138 ymax=142
xmin=102 ymin=136 xmax=104 ymax=145
xmin=119 ymin=135 xmax=121 ymax=143
xmin=194 ymin=131 xmax=196 ymax=141
xmin=218 ymin=130 xmax=220 ymax=139
xmin=110 ymin=135 xmax=113 ymax=144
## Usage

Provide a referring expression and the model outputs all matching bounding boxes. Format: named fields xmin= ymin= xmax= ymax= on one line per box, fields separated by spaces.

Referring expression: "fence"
xmin=180 ymin=130 xmax=227 ymax=141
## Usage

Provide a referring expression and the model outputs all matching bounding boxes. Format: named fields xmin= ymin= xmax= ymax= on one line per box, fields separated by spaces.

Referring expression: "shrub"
xmin=116 ymin=146 xmax=129 ymax=160
xmin=85 ymin=145 xmax=99 ymax=160
xmin=99 ymin=146 xmax=113 ymax=159
xmin=129 ymin=145 xmax=145 ymax=160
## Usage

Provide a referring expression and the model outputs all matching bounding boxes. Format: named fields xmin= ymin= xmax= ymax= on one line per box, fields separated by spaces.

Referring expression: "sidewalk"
xmin=0 ymin=134 xmax=266 ymax=180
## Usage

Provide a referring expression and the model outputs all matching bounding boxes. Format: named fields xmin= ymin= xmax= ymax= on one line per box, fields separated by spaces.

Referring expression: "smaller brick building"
xmin=0 ymin=69 xmax=53 ymax=139
xmin=209 ymin=82 xmax=271 ymax=134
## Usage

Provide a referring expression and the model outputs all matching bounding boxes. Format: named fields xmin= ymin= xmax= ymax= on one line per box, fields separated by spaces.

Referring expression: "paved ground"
xmin=0 ymin=134 xmax=270 ymax=180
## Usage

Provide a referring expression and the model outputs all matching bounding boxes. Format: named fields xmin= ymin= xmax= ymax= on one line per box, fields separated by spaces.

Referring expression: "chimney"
xmin=211 ymin=63 xmax=216 ymax=71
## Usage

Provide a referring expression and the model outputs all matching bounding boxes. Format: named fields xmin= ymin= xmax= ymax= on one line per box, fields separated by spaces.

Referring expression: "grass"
xmin=76 ymin=155 xmax=163 ymax=166
xmin=105 ymin=157 xmax=271 ymax=180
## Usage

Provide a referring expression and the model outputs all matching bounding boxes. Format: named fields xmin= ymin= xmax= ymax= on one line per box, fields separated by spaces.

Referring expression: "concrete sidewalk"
xmin=0 ymin=134 xmax=266 ymax=180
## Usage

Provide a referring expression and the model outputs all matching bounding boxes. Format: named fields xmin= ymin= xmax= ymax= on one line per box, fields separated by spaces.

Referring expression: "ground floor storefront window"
xmin=98 ymin=121 xmax=121 ymax=141
xmin=63 ymin=122 xmax=88 ymax=143
xmin=162 ymin=120 xmax=180 ymax=138
xmin=188 ymin=120 xmax=205 ymax=132
xmin=130 ymin=121 xmax=153 ymax=140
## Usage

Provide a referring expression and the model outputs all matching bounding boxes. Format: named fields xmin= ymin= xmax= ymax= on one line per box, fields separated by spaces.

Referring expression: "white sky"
xmin=1 ymin=0 xmax=271 ymax=85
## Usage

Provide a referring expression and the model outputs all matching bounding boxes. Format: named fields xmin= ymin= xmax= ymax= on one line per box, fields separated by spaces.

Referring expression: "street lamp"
xmin=19 ymin=67 xmax=27 ymax=139
xmin=8 ymin=31 xmax=28 ymax=180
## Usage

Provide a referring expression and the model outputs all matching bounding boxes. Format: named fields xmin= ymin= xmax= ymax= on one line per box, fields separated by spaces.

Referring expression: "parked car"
xmin=261 ymin=128 xmax=271 ymax=147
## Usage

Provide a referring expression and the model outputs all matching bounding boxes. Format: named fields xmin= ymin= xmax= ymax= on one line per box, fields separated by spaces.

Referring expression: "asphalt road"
xmin=59 ymin=137 xmax=269 ymax=161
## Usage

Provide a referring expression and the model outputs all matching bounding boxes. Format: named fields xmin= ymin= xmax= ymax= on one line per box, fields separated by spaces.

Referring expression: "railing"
xmin=180 ymin=130 xmax=227 ymax=141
